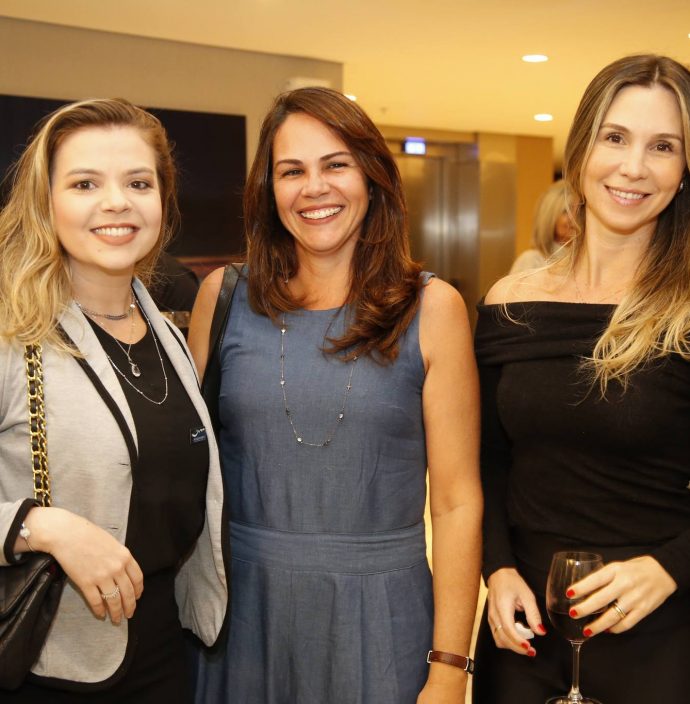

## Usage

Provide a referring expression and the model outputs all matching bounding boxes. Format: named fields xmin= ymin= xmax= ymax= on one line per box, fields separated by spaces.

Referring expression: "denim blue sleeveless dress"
xmin=193 ymin=276 xmax=433 ymax=704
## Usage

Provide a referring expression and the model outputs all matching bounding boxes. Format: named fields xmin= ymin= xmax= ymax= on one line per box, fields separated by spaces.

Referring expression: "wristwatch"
xmin=427 ymin=649 xmax=475 ymax=674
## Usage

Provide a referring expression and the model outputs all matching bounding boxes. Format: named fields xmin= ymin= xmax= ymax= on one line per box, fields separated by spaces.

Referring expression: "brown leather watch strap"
xmin=426 ymin=650 xmax=475 ymax=674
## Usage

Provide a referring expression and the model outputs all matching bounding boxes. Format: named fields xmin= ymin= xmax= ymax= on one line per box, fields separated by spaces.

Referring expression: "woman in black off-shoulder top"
xmin=473 ymin=55 xmax=690 ymax=704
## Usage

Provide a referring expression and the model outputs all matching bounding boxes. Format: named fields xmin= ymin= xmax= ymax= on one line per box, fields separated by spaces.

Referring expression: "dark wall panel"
xmin=0 ymin=94 xmax=246 ymax=257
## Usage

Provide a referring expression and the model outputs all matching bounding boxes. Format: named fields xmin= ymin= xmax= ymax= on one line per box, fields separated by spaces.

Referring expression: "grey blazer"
xmin=0 ymin=279 xmax=227 ymax=685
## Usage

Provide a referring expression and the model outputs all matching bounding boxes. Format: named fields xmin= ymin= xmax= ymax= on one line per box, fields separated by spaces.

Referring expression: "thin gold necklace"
xmin=571 ymin=272 xmax=629 ymax=304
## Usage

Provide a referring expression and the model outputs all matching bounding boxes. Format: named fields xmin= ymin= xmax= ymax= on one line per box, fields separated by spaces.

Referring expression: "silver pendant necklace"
xmin=105 ymin=301 xmax=168 ymax=405
xmin=81 ymin=290 xmax=169 ymax=405
xmin=279 ymin=313 xmax=357 ymax=447
xmin=111 ymin=298 xmax=142 ymax=377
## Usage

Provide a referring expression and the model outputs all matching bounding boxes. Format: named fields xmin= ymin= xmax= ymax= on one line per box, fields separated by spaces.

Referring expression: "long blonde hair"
xmin=0 ymin=98 xmax=179 ymax=350
xmin=562 ymin=54 xmax=690 ymax=391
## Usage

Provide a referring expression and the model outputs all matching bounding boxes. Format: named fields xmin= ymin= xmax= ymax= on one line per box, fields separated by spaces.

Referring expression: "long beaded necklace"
xmin=279 ymin=313 xmax=357 ymax=447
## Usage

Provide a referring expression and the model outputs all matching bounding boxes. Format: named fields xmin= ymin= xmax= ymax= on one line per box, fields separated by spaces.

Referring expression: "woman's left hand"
xmin=417 ymin=677 xmax=467 ymax=704
xmin=566 ymin=556 xmax=677 ymax=636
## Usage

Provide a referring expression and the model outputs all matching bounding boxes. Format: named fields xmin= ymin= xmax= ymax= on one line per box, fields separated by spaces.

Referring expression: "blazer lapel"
xmin=58 ymin=302 xmax=139 ymax=450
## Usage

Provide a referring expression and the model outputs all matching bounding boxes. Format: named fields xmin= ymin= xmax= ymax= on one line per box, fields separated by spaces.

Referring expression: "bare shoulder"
xmin=420 ymin=276 xmax=468 ymax=319
xmin=187 ymin=266 xmax=227 ymax=377
xmin=419 ymin=278 xmax=472 ymax=366
xmin=198 ymin=266 xmax=226 ymax=303
xmin=484 ymin=268 xmax=553 ymax=305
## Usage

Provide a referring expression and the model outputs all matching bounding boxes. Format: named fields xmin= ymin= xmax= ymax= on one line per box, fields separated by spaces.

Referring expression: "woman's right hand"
xmin=486 ymin=567 xmax=546 ymax=656
xmin=21 ymin=507 xmax=143 ymax=625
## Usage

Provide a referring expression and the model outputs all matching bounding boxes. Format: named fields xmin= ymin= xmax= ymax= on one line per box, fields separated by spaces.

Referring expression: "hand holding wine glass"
xmin=545 ymin=551 xmax=604 ymax=704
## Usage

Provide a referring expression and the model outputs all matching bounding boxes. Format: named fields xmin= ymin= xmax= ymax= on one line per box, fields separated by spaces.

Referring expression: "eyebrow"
xmin=63 ymin=167 xmax=156 ymax=177
xmin=600 ymin=122 xmax=683 ymax=141
xmin=274 ymin=151 xmax=353 ymax=168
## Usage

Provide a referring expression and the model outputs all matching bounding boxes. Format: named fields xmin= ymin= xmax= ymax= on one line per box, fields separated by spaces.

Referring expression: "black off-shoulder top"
xmin=475 ymin=301 xmax=690 ymax=593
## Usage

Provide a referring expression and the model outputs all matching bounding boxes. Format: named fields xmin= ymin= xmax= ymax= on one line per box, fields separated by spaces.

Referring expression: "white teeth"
xmin=92 ymin=226 xmax=135 ymax=236
xmin=300 ymin=207 xmax=342 ymax=220
xmin=608 ymin=188 xmax=645 ymax=201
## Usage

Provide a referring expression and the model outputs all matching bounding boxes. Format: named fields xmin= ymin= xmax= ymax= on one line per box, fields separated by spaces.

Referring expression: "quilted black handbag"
xmin=0 ymin=344 xmax=65 ymax=690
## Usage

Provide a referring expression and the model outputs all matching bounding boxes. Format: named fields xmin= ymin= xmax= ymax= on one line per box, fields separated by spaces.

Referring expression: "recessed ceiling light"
xmin=522 ymin=54 xmax=549 ymax=63
xmin=345 ymin=94 xmax=357 ymax=102
xmin=534 ymin=113 xmax=553 ymax=122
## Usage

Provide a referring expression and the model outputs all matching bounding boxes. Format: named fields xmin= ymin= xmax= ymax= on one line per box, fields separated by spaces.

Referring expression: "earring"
xmin=679 ymin=180 xmax=686 ymax=193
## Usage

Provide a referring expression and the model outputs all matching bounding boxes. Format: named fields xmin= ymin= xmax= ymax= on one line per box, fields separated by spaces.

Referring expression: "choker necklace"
xmin=279 ymin=313 xmax=357 ymax=447
xmin=75 ymin=296 xmax=136 ymax=321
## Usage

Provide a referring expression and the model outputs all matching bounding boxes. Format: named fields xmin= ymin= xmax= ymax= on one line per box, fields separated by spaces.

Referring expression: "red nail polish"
xmin=569 ymin=608 xmax=578 ymax=618
xmin=527 ymin=648 xmax=536 ymax=657
xmin=537 ymin=623 xmax=547 ymax=634
xmin=520 ymin=642 xmax=530 ymax=650
xmin=566 ymin=588 xmax=576 ymax=598
xmin=583 ymin=628 xmax=593 ymax=638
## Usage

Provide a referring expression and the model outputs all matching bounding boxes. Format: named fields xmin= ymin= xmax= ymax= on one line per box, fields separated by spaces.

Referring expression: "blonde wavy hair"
xmin=562 ymin=54 xmax=690 ymax=392
xmin=532 ymin=179 xmax=572 ymax=258
xmin=0 ymin=98 xmax=178 ymax=350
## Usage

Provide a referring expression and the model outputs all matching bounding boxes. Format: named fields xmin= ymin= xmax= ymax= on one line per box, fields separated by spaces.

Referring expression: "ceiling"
xmin=2 ymin=0 xmax=690 ymax=165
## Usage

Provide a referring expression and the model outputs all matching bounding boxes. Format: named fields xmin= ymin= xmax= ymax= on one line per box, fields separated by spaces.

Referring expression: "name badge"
xmin=190 ymin=426 xmax=208 ymax=444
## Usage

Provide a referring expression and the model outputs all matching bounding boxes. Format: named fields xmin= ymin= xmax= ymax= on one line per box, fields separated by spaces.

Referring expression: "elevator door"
xmin=395 ymin=154 xmax=444 ymax=279
xmin=393 ymin=144 xmax=480 ymax=325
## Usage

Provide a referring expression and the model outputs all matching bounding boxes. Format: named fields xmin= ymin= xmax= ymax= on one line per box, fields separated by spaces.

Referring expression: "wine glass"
xmin=545 ymin=551 xmax=604 ymax=704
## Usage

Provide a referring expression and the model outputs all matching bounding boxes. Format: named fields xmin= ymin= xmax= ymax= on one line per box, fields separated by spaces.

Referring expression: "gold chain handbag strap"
xmin=24 ymin=343 xmax=51 ymax=508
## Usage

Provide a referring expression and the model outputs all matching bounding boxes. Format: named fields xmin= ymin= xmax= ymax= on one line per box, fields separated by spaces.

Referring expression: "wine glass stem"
xmin=567 ymin=641 xmax=584 ymax=702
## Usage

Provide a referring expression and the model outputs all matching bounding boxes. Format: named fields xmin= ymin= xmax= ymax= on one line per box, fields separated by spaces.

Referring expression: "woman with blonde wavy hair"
xmin=473 ymin=54 xmax=690 ymax=703
xmin=0 ymin=98 xmax=226 ymax=701
xmin=509 ymin=179 xmax=576 ymax=274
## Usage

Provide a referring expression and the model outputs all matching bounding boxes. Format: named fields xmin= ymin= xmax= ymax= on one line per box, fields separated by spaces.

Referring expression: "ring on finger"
xmin=610 ymin=600 xmax=627 ymax=621
xmin=492 ymin=623 xmax=503 ymax=635
xmin=100 ymin=585 xmax=120 ymax=601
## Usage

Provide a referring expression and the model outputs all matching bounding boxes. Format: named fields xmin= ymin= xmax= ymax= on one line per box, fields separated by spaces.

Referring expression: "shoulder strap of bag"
xmin=24 ymin=344 xmax=51 ymax=506
xmin=201 ymin=264 xmax=240 ymax=434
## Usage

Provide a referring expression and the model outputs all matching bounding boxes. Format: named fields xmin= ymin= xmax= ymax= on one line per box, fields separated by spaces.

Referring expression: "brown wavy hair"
xmin=0 ymin=98 xmax=178 ymax=349
xmin=562 ymin=55 xmax=690 ymax=391
xmin=244 ymin=87 xmax=423 ymax=362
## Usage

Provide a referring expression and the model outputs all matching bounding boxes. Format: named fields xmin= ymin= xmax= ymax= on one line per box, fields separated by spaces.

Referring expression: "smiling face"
xmin=271 ymin=112 xmax=369 ymax=264
xmin=50 ymin=125 xmax=162 ymax=283
xmin=582 ymin=84 xmax=687 ymax=242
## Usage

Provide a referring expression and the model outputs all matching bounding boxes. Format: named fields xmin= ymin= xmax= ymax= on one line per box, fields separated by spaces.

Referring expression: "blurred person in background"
xmin=510 ymin=179 xmax=576 ymax=274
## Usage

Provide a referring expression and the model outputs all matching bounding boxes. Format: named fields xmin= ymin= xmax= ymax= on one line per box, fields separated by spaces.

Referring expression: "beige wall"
xmin=0 ymin=17 xmax=343 ymax=166
xmin=515 ymin=135 xmax=556 ymax=256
